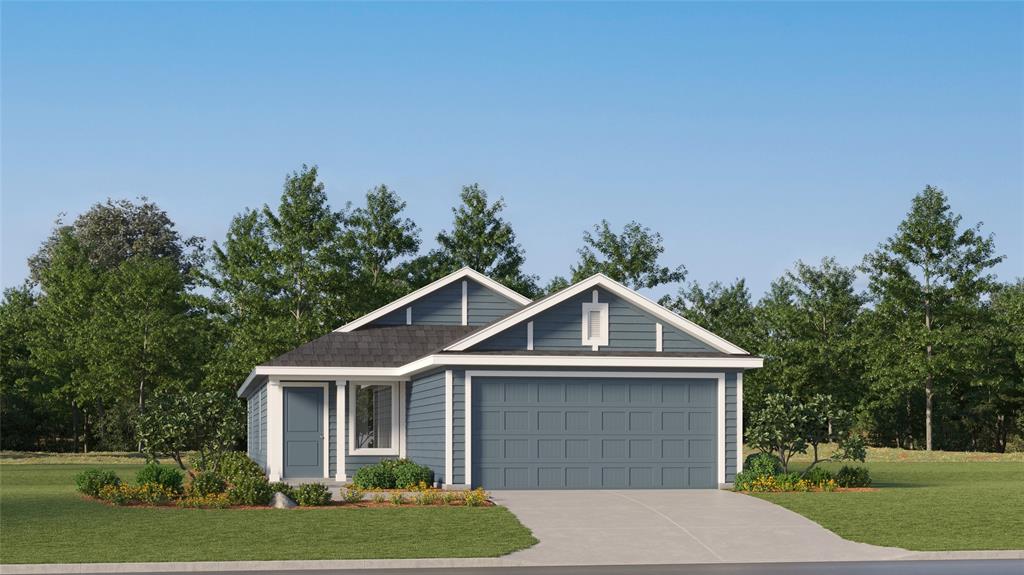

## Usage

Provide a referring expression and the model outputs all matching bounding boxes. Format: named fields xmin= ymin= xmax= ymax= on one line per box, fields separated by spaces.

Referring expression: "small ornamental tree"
xmin=136 ymin=391 xmax=244 ymax=477
xmin=747 ymin=393 xmax=865 ymax=474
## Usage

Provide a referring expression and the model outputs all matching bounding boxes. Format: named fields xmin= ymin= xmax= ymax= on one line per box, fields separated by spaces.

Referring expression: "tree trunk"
xmin=925 ymin=369 xmax=933 ymax=451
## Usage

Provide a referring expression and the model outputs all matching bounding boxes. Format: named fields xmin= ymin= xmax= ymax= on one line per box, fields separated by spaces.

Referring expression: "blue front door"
xmin=284 ymin=387 xmax=323 ymax=478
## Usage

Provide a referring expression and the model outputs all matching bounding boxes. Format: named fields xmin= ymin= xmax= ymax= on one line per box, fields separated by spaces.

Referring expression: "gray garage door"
xmin=473 ymin=376 xmax=718 ymax=489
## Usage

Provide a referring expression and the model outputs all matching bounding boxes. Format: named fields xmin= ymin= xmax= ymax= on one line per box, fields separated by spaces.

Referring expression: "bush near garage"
xmin=352 ymin=459 xmax=433 ymax=489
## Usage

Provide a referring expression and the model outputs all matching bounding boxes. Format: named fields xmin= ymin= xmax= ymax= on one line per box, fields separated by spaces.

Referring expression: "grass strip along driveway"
xmin=751 ymin=452 xmax=1024 ymax=551
xmin=0 ymin=463 xmax=537 ymax=564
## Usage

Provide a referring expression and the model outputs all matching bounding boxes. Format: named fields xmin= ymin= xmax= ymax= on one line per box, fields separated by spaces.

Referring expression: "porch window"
xmin=350 ymin=383 xmax=399 ymax=455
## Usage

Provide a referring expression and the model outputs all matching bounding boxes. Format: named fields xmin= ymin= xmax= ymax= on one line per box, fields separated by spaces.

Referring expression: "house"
xmin=237 ymin=268 xmax=762 ymax=489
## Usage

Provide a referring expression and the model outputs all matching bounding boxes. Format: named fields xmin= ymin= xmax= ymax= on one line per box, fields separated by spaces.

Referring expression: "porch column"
xmin=266 ymin=378 xmax=283 ymax=481
xmin=335 ymin=380 xmax=347 ymax=482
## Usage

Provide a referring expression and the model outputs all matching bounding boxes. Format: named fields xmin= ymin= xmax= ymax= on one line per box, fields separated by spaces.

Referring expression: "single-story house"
xmin=237 ymin=267 xmax=763 ymax=489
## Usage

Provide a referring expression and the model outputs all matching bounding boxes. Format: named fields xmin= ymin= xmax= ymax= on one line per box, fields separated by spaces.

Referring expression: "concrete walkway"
xmin=493 ymin=489 xmax=917 ymax=564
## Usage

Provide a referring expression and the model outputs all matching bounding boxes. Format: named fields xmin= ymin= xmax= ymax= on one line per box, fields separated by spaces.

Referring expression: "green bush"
xmin=219 ymin=452 xmax=265 ymax=485
xmin=733 ymin=470 xmax=757 ymax=491
xmin=836 ymin=465 xmax=872 ymax=487
xmin=269 ymin=481 xmax=295 ymax=500
xmin=744 ymin=452 xmax=783 ymax=477
xmin=294 ymin=483 xmax=332 ymax=506
xmin=342 ymin=487 xmax=365 ymax=504
xmin=75 ymin=469 xmax=121 ymax=497
xmin=227 ymin=474 xmax=273 ymax=506
xmin=803 ymin=466 xmax=835 ymax=484
xmin=135 ymin=463 xmax=184 ymax=493
xmin=392 ymin=459 xmax=433 ymax=488
xmin=352 ymin=459 xmax=433 ymax=489
xmin=188 ymin=471 xmax=227 ymax=497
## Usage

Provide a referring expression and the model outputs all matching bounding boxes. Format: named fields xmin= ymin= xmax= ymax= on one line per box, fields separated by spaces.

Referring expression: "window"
xmin=581 ymin=302 xmax=609 ymax=348
xmin=349 ymin=382 xmax=399 ymax=454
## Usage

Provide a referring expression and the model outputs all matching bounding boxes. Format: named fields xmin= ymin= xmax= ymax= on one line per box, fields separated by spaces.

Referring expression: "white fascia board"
xmin=443 ymin=273 xmax=750 ymax=354
xmin=237 ymin=353 xmax=762 ymax=396
xmin=334 ymin=267 xmax=531 ymax=333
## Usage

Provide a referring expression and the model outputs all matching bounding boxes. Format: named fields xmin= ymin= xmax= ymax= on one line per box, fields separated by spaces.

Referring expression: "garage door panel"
xmin=473 ymin=376 xmax=718 ymax=489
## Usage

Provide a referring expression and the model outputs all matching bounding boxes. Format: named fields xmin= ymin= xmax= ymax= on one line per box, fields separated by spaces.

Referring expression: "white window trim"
xmin=581 ymin=302 xmax=609 ymax=349
xmin=526 ymin=321 xmax=534 ymax=351
xmin=461 ymin=281 xmax=468 ymax=325
xmin=462 ymin=370 xmax=726 ymax=489
xmin=655 ymin=322 xmax=663 ymax=352
xmin=348 ymin=381 xmax=401 ymax=456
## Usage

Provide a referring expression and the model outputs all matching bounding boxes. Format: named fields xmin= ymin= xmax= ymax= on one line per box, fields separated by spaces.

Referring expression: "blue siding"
xmin=372 ymin=307 xmax=407 ymax=326
xmin=725 ymin=371 xmax=737 ymax=483
xmin=329 ymin=384 xmax=338 ymax=477
xmin=406 ymin=371 xmax=446 ymax=482
xmin=468 ymin=287 xmax=714 ymax=353
xmin=466 ymin=279 xmax=523 ymax=324
xmin=453 ymin=371 xmax=466 ymax=485
xmin=246 ymin=381 xmax=267 ymax=470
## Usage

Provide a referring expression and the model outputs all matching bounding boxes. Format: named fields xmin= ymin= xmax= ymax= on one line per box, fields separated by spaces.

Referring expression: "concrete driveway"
xmin=492 ymin=490 xmax=909 ymax=565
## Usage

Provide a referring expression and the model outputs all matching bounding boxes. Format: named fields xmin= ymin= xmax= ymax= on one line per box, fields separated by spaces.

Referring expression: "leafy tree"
xmin=135 ymin=391 xmax=245 ymax=476
xmin=968 ymin=280 xmax=1024 ymax=451
xmin=747 ymin=393 xmax=866 ymax=474
xmin=662 ymin=278 xmax=757 ymax=351
xmin=570 ymin=220 xmax=686 ymax=291
xmin=861 ymin=186 xmax=1003 ymax=450
xmin=343 ymin=184 xmax=420 ymax=313
xmin=430 ymin=184 xmax=539 ymax=296
xmin=29 ymin=198 xmax=203 ymax=285
xmin=753 ymin=258 xmax=865 ymax=414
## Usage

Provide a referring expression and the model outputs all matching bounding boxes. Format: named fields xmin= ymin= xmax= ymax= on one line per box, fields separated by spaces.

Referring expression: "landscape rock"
xmin=270 ymin=491 xmax=297 ymax=509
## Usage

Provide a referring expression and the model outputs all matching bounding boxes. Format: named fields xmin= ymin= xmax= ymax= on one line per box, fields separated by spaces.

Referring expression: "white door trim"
xmin=462 ymin=370 xmax=726 ymax=489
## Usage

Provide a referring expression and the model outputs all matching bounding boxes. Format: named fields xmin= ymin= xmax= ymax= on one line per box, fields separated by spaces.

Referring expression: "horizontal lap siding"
xmin=606 ymin=293 xmax=657 ymax=351
xmin=413 ymin=282 xmax=462 ymax=324
xmin=453 ymin=370 xmax=466 ymax=484
xmin=472 ymin=322 xmax=528 ymax=350
xmin=406 ymin=371 xmax=446 ymax=482
xmin=467 ymin=280 xmax=523 ymax=325
xmin=247 ymin=382 xmax=268 ymax=470
xmin=531 ymin=292 xmax=593 ymax=350
xmin=725 ymin=372 xmax=737 ymax=483
xmin=329 ymin=385 xmax=337 ymax=477
xmin=661 ymin=325 xmax=713 ymax=352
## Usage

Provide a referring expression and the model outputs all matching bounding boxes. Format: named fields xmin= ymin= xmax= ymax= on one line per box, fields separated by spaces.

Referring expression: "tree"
xmin=343 ymin=185 xmax=421 ymax=314
xmin=969 ymin=280 xmax=1024 ymax=451
xmin=571 ymin=220 xmax=686 ymax=291
xmin=747 ymin=393 xmax=866 ymax=474
xmin=135 ymin=391 xmax=244 ymax=476
xmin=29 ymin=198 xmax=203 ymax=285
xmin=753 ymin=258 xmax=865 ymax=414
xmin=662 ymin=278 xmax=757 ymax=351
xmin=430 ymin=184 xmax=539 ymax=296
xmin=204 ymin=165 xmax=352 ymax=396
xmin=861 ymin=186 xmax=1003 ymax=450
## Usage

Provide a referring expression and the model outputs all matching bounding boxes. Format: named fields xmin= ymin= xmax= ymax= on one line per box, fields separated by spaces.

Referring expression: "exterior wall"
xmin=467 ymin=279 xmax=524 ymax=324
xmin=468 ymin=287 xmax=714 ymax=353
xmin=328 ymin=384 xmax=338 ymax=478
xmin=405 ymin=371 xmax=446 ymax=482
xmin=246 ymin=381 xmax=268 ymax=470
xmin=364 ymin=278 xmax=525 ymax=328
xmin=444 ymin=366 xmax=741 ymax=487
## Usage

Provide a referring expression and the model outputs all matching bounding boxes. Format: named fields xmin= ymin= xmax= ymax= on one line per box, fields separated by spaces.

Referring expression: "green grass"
xmin=750 ymin=453 xmax=1024 ymax=551
xmin=0 ymin=463 xmax=537 ymax=564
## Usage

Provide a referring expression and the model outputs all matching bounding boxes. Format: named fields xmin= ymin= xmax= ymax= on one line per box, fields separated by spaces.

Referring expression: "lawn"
xmin=749 ymin=449 xmax=1024 ymax=551
xmin=0 ymin=461 xmax=538 ymax=564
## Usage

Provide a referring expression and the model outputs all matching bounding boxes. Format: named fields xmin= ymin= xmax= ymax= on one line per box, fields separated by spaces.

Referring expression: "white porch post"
xmin=266 ymin=378 xmax=283 ymax=481
xmin=399 ymin=380 xmax=407 ymax=459
xmin=335 ymin=380 xmax=347 ymax=482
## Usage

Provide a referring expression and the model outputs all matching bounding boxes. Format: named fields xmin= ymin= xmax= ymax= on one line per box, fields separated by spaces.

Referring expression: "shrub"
xmin=440 ymin=491 xmax=458 ymax=505
xmin=135 ymin=463 xmax=184 ymax=494
xmin=803 ymin=467 xmax=834 ymax=484
xmin=220 ymin=452 xmax=265 ymax=485
xmin=342 ymin=487 xmax=365 ymax=504
xmin=294 ymin=483 xmax=332 ymax=506
xmin=733 ymin=470 xmax=758 ymax=491
xmin=836 ymin=466 xmax=872 ymax=488
xmin=464 ymin=488 xmax=488 ymax=507
xmin=351 ymin=458 xmax=433 ymax=490
xmin=744 ymin=453 xmax=783 ymax=477
xmin=269 ymin=481 xmax=295 ymax=500
xmin=389 ymin=492 xmax=405 ymax=505
xmin=227 ymin=474 xmax=273 ymax=506
xmin=392 ymin=459 xmax=434 ymax=489
xmin=371 ymin=493 xmax=388 ymax=504
xmin=415 ymin=489 xmax=440 ymax=505
xmin=188 ymin=471 xmax=227 ymax=497
xmin=99 ymin=484 xmax=138 ymax=505
xmin=177 ymin=493 xmax=231 ymax=509
xmin=75 ymin=469 xmax=121 ymax=497
xmin=136 ymin=483 xmax=176 ymax=505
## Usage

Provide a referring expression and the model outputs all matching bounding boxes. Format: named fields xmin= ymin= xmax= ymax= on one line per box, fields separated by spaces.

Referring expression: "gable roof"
xmin=443 ymin=273 xmax=750 ymax=355
xmin=334 ymin=267 xmax=532 ymax=333
xmin=265 ymin=324 xmax=481 ymax=367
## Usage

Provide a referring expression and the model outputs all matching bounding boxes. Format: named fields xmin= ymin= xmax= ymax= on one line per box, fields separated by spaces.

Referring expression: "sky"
xmin=2 ymin=1 xmax=1022 ymax=300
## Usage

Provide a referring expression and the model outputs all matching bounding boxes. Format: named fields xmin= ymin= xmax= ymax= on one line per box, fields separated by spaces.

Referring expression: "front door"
xmin=284 ymin=387 xmax=324 ymax=478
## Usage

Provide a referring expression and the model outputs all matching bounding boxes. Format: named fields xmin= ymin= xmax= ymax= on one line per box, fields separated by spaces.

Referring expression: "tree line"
xmin=1 ymin=166 xmax=1020 ymax=453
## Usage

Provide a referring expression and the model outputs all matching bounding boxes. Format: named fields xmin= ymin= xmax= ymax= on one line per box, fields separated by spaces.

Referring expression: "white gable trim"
xmin=334 ymin=267 xmax=531 ymax=333
xmin=443 ymin=273 xmax=749 ymax=354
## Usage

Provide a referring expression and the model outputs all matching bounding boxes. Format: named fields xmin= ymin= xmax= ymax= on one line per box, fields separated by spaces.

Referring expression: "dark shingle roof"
xmin=437 ymin=349 xmax=750 ymax=358
xmin=261 ymin=325 xmax=482 ymax=368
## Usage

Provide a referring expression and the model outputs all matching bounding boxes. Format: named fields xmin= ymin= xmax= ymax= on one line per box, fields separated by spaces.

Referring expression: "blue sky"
xmin=3 ymin=2 xmax=1022 ymax=299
